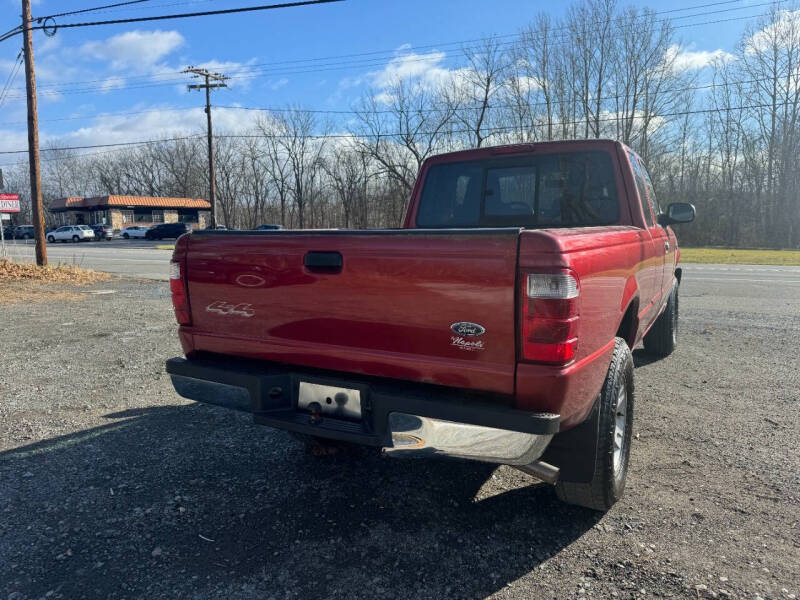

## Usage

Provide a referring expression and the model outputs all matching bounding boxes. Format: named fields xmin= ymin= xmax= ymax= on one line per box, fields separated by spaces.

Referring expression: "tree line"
xmin=4 ymin=0 xmax=800 ymax=247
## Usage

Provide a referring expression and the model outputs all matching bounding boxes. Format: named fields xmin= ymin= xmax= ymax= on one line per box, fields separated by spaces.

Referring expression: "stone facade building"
xmin=49 ymin=196 xmax=211 ymax=230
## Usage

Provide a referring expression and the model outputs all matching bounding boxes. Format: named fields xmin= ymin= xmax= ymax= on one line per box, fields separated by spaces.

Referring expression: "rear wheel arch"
xmin=553 ymin=337 xmax=634 ymax=511
xmin=616 ymin=297 xmax=639 ymax=350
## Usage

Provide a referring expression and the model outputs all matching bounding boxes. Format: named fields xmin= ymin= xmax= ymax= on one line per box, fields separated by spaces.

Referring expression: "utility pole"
xmin=184 ymin=67 xmax=228 ymax=229
xmin=21 ymin=0 xmax=46 ymax=266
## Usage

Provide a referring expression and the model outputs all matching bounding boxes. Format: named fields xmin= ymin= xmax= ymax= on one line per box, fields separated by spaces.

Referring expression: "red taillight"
xmin=170 ymin=260 xmax=191 ymax=326
xmin=521 ymin=272 xmax=579 ymax=365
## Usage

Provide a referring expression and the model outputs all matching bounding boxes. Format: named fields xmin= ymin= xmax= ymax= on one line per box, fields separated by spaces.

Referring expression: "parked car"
xmin=255 ymin=224 xmax=283 ymax=230
xmin=47 ymin=225 xmax=95 ymax=243
xmin=165 ymin=139 xmax=695 ymax=512
xmin=119 ymin=226 xmax=149 ymax=239
xmin=90 ymin=224 xmax=114 ymax=241
xmin=145 ymin=222 xmax=192 ymax=240
xmin=2 ymin=225 xmax=14 ymax=239
xmin=13 ymin=225 xmax=35 ymax=240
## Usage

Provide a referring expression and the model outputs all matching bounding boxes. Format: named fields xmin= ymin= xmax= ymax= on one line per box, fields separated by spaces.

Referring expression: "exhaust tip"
xmin=389 ymin=433 xmax=425 ymax=449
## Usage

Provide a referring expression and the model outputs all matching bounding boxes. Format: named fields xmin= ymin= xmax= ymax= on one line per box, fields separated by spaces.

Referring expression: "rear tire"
xmin=123 ymin=233 xmax=129 ymax=239
xmin=72 ymin=235 xmax=79 ymax=243
xmin=47 ymin=235 xmax=55 ymax=243
xmin=554 ymin=337 xmax=634 ymax=512
xmin=643 ymin=282 xmax=678 ymax=357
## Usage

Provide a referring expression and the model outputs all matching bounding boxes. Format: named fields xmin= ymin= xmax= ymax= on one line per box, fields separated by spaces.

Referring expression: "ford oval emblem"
xmin=450 ymin=322 xmax=486 ymax=337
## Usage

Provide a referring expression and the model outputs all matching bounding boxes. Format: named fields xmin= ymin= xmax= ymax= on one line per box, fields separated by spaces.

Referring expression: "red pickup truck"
xmin=166 ymin=139 xmax=694 ymax=511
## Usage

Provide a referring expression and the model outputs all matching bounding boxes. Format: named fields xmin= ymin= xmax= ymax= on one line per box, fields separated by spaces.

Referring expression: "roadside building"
xmin=49 ymin=196 xmax=211 ymax=230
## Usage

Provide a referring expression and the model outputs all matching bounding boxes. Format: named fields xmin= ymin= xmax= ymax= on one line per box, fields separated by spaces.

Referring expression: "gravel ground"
xmin=0 ymin=276 xmax=798 ymax=600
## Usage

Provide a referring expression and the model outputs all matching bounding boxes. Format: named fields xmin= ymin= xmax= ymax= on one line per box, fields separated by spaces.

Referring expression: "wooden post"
xmin=184 ymin=67 xmax=228 ymax=229
xmin=204 ymin=77 xmax=217 ymax=229
xmin=22 ymin=0 xmax=47 ymax=266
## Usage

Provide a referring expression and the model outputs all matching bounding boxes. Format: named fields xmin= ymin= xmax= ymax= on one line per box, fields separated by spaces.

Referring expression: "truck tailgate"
xmin=184 ymin=230 xmax=521 ymax=395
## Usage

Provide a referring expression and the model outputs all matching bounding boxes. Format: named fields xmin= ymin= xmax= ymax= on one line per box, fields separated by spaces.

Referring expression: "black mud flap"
xmin=540 ymin=396 xmax=600 ymax=483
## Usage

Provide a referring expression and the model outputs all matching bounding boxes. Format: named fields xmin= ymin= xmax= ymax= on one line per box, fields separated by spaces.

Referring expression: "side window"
xmin=639 ymin=166 xmax=662 ymax=221
xmin=627 ymin=151 xmax=654 ymax=227
xmin=416 ymin=163 xmax=482 ymax=227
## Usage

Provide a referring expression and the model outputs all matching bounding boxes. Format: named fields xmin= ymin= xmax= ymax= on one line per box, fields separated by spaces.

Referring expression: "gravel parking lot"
xmin=1 ymin=274 xmax=798 ymax=599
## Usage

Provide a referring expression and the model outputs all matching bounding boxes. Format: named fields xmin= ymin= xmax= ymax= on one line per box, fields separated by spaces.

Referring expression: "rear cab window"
xmin=416 ymin=151 xmax=620 ymax=228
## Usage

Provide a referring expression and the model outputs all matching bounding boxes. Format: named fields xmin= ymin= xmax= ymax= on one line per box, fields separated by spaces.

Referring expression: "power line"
xmin=0 ymin=99 xmax=796 ymax=160
xmin=1 ymin=70 xmax=783 ymax=125
xmin=30 ymin=0 xmax=344 ymax=32
xmin=38 ymin=0 xmax=153 ymax=20
xmin=0 ymin=105 xmax=197 ymax=126
xmin=3 ymin=0 xmax=778 ymax=95
xmin=0 ymin=140 xmax=196 ymax=167
xmin=0 ymin=134 xmax=202 ymax=155
xmin=0 ymin=51 xmax=23 ymax=108
xmin=0 ymin=69 xmax=793 ymax=130
xmin=0 ymin=26 xmax=24 ymax=44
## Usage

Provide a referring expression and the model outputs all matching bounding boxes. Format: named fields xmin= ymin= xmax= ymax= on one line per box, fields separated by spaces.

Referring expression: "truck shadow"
xmin=632 ymin=348 xmax=661 ymax=368
xmin=1 ymin=404 xmax=600 ymax=599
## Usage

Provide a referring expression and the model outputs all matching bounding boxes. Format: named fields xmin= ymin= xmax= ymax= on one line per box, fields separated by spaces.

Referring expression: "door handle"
xmin=304 ymin=251 xmax=343 ymax=272
xmin=664 ymin=241 xmax=670 ymax=252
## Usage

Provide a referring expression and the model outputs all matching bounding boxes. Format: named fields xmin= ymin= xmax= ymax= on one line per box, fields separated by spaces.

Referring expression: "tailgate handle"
xmin=304 ymin=251 xmax=343 ymax=272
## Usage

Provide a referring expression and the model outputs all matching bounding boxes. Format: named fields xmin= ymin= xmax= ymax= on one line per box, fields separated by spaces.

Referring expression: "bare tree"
xmin=353 ymin=78 xmax=457 ymax=195
xmin=260 ymin=108 xmax=328 ymax=228
xmin=322 ymin=144 xmax=371 ymax=228
xmin=448 ymin=36 xmax=508 ymax=147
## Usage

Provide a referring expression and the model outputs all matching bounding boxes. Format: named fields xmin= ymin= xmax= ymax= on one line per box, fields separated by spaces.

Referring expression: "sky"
xmin=0 ymin=0 xmax=772 ymax=165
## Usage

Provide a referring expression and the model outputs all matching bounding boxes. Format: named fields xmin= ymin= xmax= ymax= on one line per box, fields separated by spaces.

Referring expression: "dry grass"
xmin=0 ymin=258 xmax=111 ymax=284
xmin=680 ymin=247 xmax=800 ymax=265
xmin=0 ymin=258 xmax=111 ymax=305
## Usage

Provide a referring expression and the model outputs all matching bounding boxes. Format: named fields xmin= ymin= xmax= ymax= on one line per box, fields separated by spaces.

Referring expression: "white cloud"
xmin=744 ymin=9 xmax=800 ymax=54
xmin=506 ymin=75 xmax=540 ymax=94
xmin=0 ymin=105 xmax=268 ymax=158
xmin=80 ymin=30 xmax=185 ymax=72
xmin=667 ymin=45 xmax=735 ymax=71
xmin=99 ymin=76 xmax=127 ymax=94
xmin=372 ymin=91 xmax=394 ymax=105
xmin=357 ymin=46 xmax=483 ymax=106
xmin=370 ymin=50 xmax=450 ymax=89
xmin=0 ymin=129 xmax=29 ymax=161
xmin=39 ymin=105 xmax=262 ymax=149
xmin=269 ymin=77 xmax=289 ymax=91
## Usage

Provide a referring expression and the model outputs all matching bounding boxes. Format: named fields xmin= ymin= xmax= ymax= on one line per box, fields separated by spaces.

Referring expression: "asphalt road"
xmin=5 ymin=235 xmax=800 ymax=287
xmin=1 ymin=260 xmax=798 ymax=599
xmin=2 ymin=238 xmax=173 ymax=280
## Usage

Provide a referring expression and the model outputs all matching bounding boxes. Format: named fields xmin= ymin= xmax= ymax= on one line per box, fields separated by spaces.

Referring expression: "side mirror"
xmin=658 ymin=202 xmax=696 ymax=226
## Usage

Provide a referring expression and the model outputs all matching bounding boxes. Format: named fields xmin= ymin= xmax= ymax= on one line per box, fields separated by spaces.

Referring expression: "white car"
xmin=119 ymin=226 xmax=150 ymax=239
xmin=47 ymin=225 xmax=95 ymax=243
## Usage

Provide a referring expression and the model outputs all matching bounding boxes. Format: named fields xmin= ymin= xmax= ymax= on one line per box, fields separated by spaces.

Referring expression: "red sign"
xmin=0 ymin=193 xmax=20 ymax=213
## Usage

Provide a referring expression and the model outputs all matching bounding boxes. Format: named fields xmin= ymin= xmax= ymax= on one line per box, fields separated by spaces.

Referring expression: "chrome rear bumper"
xmin=166 ymin=357 xmax=560 ymax=472
xmin=384 ymin=412 xmax=553 ymax=465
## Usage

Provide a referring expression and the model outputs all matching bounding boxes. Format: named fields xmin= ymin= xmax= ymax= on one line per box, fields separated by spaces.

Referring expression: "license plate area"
xmin=297 ymin=381 xmax=362 ymax=421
